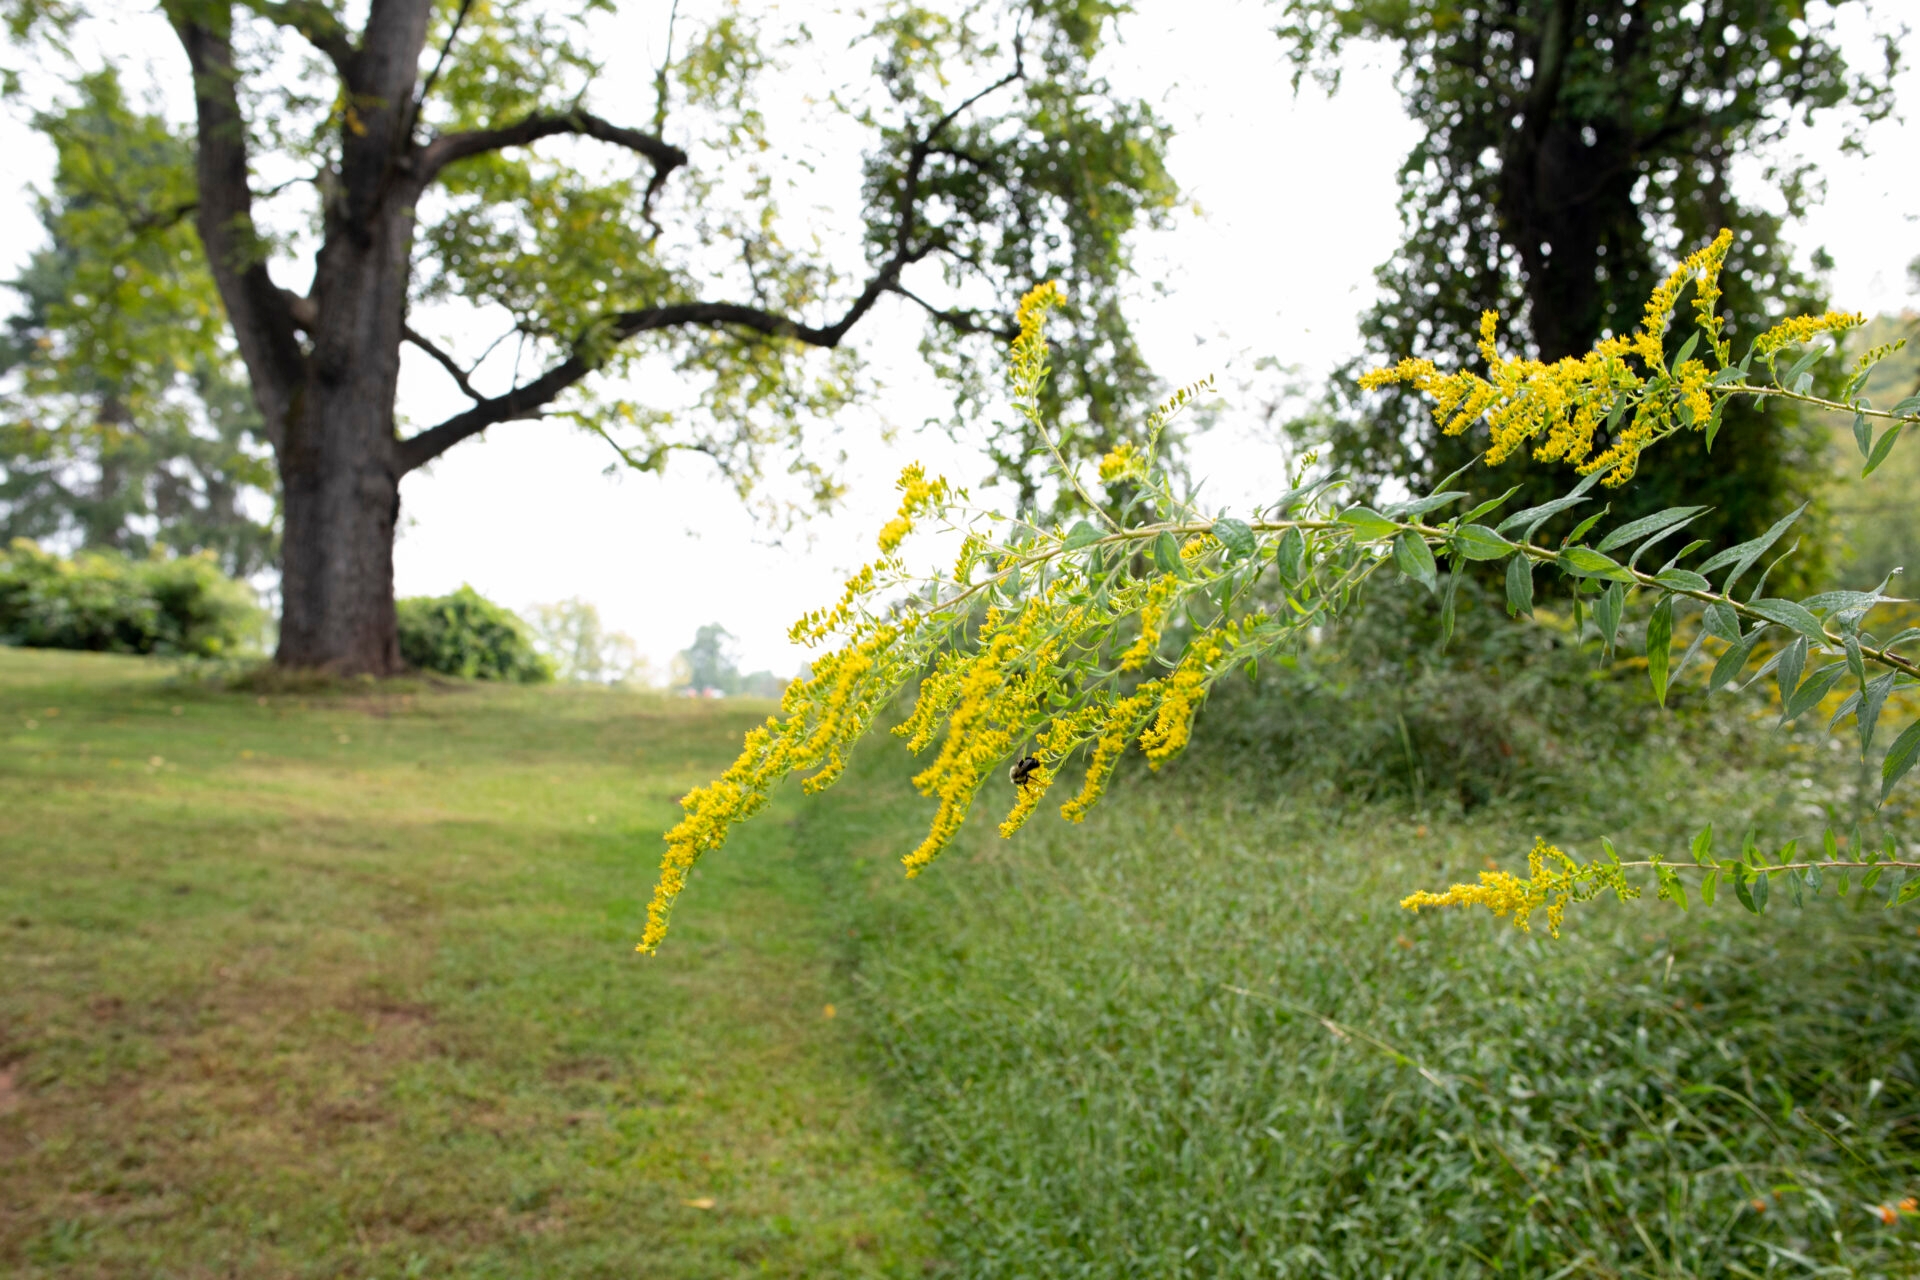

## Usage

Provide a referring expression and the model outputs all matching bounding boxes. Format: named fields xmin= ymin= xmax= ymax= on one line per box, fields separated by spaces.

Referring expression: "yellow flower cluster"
xmin=1399 ymin=839 xmax=1573 ymax=935
xmin=1399 ymin=838 xmax=1641 ymax=938
xmin=897 ymin=590 xmax=1084 ymax=875
xmin=1098 ymin=441 xmax=1147 ymax=484
xmin=1119 ymin=572 xmax=1179 ymax=671
xmin=1359 ymin=231 xmax=1747 ymax=486
xmin=875 ymin=462 xmax=949 ymax=554
xmin=1058 ymin=690 xmax=1156 ymax=822
xmin=1139 ymin=630 xmax=1231 ymax=766
xmin=1752 ymin=309 xmax=1865 ymax=357
xmin=1010 ymin=280 xmax=1066 ymax=409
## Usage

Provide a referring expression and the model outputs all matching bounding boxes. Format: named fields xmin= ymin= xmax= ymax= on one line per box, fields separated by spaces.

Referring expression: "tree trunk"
xmin=275 ymin=412 xmax=403 ymax=675
xmin=273 ymin=220 xmax=414 ymax=675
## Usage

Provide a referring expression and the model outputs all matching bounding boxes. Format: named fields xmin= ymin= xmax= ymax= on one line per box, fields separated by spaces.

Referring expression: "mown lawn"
xmin=0 ymin=648 xmax=934 ymax=1278
xmin=8 ymin=645 xmax=1920 ymax=1279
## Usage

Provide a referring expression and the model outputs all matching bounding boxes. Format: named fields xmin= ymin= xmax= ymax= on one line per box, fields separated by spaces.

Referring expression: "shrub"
xmin=0 ymin=537 xmax=264 ymax=657
xmin=395 ymin=585 xmax=553 ymax=683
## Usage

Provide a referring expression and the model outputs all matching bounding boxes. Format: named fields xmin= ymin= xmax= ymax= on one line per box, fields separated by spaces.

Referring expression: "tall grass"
xmin=809 ymin=734 xmax=1920 ymax=1276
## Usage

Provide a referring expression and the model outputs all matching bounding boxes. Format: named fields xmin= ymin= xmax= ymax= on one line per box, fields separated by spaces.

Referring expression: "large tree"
xmin=3 ymin=0 xmax=1175 ymax=673
xmin=2 ymin=71 xmax=276 ymax=577
xmin=1274 ymin=0 xmax=1900 ymax=550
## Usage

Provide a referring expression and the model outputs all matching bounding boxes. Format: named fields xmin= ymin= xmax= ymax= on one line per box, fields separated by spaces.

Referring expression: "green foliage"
xmin=0 ymin=70 xmax=276 ymax=577
xmin=1194 ymin=573 xmax=1671 ymax=816
xmin=643 ymin=262 xmax=1920 ymax=949
xmin=804 ymin=746 xmax=1920 ymax=1277
xmin=395 ymin=586 xmax=554 ymax=683
xmin=1830 ymin=312 xmax=1920 ymax=589
xmin=401 ymin=0 xmax=1178 ymax=514
xmin=0 ymin=537 xmax=263 ymax=657
xmin=1274 ymin=0 xmax=1898 ymax=560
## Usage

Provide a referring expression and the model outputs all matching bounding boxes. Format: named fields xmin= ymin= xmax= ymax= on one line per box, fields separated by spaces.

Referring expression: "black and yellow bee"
xmin=1008 ymin=754 xmax=1041 ymax=787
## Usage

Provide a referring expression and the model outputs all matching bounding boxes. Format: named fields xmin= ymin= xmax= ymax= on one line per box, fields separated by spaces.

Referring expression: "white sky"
xmin=2 ymin=0 xmax=1915 ymax=675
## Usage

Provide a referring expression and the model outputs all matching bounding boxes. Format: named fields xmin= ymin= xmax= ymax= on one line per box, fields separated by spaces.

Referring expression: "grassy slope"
xmin=802 ymin=731 xmax=1920 ymax=1278
xmin=0 ymin=649 xmax=935 ymax=1278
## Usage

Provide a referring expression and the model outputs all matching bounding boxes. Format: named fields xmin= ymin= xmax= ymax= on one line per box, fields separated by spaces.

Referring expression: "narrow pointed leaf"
xmin=1596 ymin=505 xmax=1710 ymax=553
xmin=1506 ymin=553 xmax=1534 ymax=617
xmin=1647 ymin=594 xmax=1674 ymax=706
xmin=1882 ymin=720 xmax=1920 ymax=803
xmin=1710 ymin=625 xmax=1768 ymax=693
xmin=1863 ymin=423 xmax=1905 ymax=477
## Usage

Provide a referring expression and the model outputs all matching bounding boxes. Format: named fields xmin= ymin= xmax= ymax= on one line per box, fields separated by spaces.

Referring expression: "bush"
xmin=1190 ymin=572 xmax=1677 ymax=817
xmin=395 ymin=585 xmax=553 ymax=682
xmin=0 ymin=537 xmax=264 ymax=657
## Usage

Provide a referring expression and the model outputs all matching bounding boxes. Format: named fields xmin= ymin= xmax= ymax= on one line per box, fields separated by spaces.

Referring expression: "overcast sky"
xmin=2 ymin=0 xmax=1914 ymax=676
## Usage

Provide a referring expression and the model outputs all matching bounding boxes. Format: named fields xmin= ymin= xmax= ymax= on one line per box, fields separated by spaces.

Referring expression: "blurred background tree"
xmin=2 ymin=0 xmax=1180 ymax=674
xmin=0 ymin=71 xmax=277 ymax=579
xmin=1273 ymin=0 xmax=1902 ymax=554
xmin=525 ymin=597 xmax=653 ymax=685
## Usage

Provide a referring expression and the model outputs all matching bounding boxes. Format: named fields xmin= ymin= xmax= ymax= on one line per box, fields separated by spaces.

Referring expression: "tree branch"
xmin=397 ymin=54 xmax=1030 ymax=475
xmin=240 ymin=0 xmax=357 ymax=76
xmin=403 ymin=324 xmax=481 ymax=401
xmin=175 ymin=11 xmax=306 ymax=452
xmin=416 ymin=108 xmax=688 ymax=185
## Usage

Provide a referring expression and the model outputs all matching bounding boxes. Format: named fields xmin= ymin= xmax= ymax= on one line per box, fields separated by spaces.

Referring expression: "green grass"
xmin=8 ymin=645 xmax=1920 ymax=1279
xmin=0 ymin=648 xmax=935 ymax=1278
xmin=803 ymin=736 xmax=1920 ymax=1277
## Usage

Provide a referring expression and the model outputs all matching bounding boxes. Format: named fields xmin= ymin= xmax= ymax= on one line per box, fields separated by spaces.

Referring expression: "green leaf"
xmin=1863 ymin=423 xmax=1904 ymax=478
xmin=1882 ymin=719 xmax=1920 ymax=803
xmin=1564 ymin=505 xmax=1611 ymax=546
xmin=1673 ymin=331 xmax=1701 ymax=369
xmin=1703 ymin=602 xmax=1740 ymax=641
xmin=1558 ymin=547 xmax=1636 ymax=582
xmin=1751 ymin=867 xmax=1770 ymax=912
xmin=1338 ymin=505 xmax=1398 ymax=543
xmin=1709 ymin=625 xmax=1768 ymax=693
xmin=1899 ymin=876 xmax=1920 ymax=908
xmin=1747 ymin=598 xmax=1827 ymax=643
xmin=1211 ymin=516 xmax=1256 ymax=559
xmin=1393 ymin=532 xmax=1438 ymax=594
xmin=1701 ymin=869 xmax=1718 ymax=906
xmin=1697 ymin=504 xmax=1808 ymax=591
xmin=1783 ymin=663 xmax=1847 ymax=725
xmin=1858 ymin=670 xmax=1897 ymax=756
xmin=1783 ymin=345 xmax=1823 ymax=389
xmin=1776 ymin=635 xmax=1807 ymax=710
xmin=1154 ymin=530 xmax=1186 ymax=578
xmin=1506 ymin=553 xmax=1534 ymax=618
xmin=1275 ymin=527 xmax=1307 ymax=586
xmin=1450 ymin=524 xmax=1514 ymax=561
xmin=1439 ymin=568 xmax=1460 ymax=650
xmin=1383 ymin=491 xmax=1468 ymax=520
xmin=1647 ymin=594 xmax=1674 ymax=706
xmin=1893 ymin=393 xmax=1920 ymax=417
xmin=1704 ymin=397 xmax=1727 ymax=451
xmin=1459 ymin=486 xmax=1522 ymax=526
xmin=1691 ymin=825 xmax=1714 ymax=864
xmin=1655 ymin=568 xmax=1710 ymax=593
xmin=1496 ymin=470 xmax=1609 ymax=540
xmin=1734 ymin=867 xmax=1760 ymax=914
xmin=1854 ymin=412 xmax=1873 ymax=459
xmin=1063 ymin=520 xmax=1102 ymax=551
xmin=1595 ymin=582 xmax=1626 ymax=657
xmin=1596 ymin=506 xmax=1710 ymax=554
